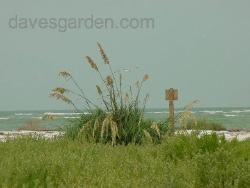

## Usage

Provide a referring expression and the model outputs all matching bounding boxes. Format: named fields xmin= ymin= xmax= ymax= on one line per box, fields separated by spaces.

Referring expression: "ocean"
xmin=0 ymin=107 xmax=250 ymax=131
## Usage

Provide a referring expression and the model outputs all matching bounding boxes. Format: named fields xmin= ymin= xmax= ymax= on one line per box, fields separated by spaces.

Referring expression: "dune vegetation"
xmin=50 ymin=43 xmax=212 ymax=145
xmin=0 ymin=134 xmax=249 ymax=187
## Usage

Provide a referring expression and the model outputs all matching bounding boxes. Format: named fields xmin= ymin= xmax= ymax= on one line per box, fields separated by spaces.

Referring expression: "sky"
xmin=0 ymin=0 xmax=250 ymax=111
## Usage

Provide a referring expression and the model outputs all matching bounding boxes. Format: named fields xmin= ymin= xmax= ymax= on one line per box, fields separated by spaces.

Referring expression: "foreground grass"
xmin=0 ymin=135 xmax=249 ymax=187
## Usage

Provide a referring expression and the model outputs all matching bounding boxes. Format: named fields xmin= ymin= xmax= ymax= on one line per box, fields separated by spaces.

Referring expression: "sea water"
xmin=0 ymin=107 xmax=250 ymax=131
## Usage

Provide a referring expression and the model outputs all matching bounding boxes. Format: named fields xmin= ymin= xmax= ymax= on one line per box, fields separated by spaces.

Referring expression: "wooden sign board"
xmin=165 ymin=88 xmax=178 ymax=101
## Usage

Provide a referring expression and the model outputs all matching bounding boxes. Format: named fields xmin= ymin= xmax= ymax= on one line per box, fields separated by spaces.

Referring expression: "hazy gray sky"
xmin=1 ymin=0 xmax=250 ymax=110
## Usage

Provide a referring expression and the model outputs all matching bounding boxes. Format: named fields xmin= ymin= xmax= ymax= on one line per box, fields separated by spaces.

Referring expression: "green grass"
xmin=0 ymin=134 xmax=249 ymax=187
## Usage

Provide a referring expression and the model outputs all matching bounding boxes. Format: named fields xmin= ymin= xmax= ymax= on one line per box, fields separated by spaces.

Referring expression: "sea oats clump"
xmin=52 ymin=42 xmax=152 ymax=145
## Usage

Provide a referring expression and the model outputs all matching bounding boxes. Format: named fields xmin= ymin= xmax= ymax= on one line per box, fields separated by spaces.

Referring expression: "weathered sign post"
xmin=165 ymin=88 xmax=178 ymax=135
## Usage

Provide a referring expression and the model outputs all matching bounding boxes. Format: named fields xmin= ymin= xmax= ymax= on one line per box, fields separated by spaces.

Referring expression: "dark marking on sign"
xmin=165 ymin=88 xmax=178 ymax=101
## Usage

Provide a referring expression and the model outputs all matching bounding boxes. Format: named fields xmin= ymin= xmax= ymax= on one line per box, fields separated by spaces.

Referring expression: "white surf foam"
xmin=0 ymin=117 xmax=10 ymax=120
xmin=32 ymin=116 xmax=43 ymax=120
xmin=146 ymin=111 xmax=168 ymax=114
xmin=199 ymin=110 xmax=224 ymax=114
xmin=44 ymin=112 xmax=83 ymax=116
xmin=64 ymin=117 xmax=80 ymax=119
xmin=15 ymin=113 xmax=33 ymax=116
xmin=224 ymin=114 xmax=237 ymax=117
xmin=231 ymin=110 xmax=242 ymax=113
xmin=231 ymin=110 xmax=250 ymax=113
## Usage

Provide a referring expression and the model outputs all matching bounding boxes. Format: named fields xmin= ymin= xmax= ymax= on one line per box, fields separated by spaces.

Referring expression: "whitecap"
xmin=199 ymin=110 xmax=223 ymax=114
xmin=64 ymin=117 xmax=80 ymax=119
xmin=231 ymin=110 xmax=242 ymax=113
xmin=224 ymin=114 xmax=237 ymax=117
xmin=230 ymin=109 xmax=250 ymax=113
xmin=32 ymin=116 xmax=43 ymax=119
xmin=83 ymin=112 xmax=91 ymax=115
xmin=0 ymin=117 xmax=10 ymax=120
xmin=243 ymin=109 xmax=250 ymax=113
xmin=44 ymin=112 xmax=83 ymax=116
xmin=15 ymin=113 xmax=33 ymax=116
xmin=146 ymin=111 xmax=167 ymax=114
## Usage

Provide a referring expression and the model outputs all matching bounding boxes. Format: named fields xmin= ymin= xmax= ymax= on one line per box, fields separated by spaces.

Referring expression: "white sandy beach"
xmin=176 ymin=130 xmax=250 ymax=141
xmin=0 ymin=131 xmax=64 ymax=142
xmin=0 ymin=130 xmax=250 ymax=142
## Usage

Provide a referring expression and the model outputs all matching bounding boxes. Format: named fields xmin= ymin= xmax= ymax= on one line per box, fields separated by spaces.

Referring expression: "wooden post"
xmin=169 ymin=100 xmax=175 ymax=134
xmin=165 ymin=88 xmax=178 ymax=135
